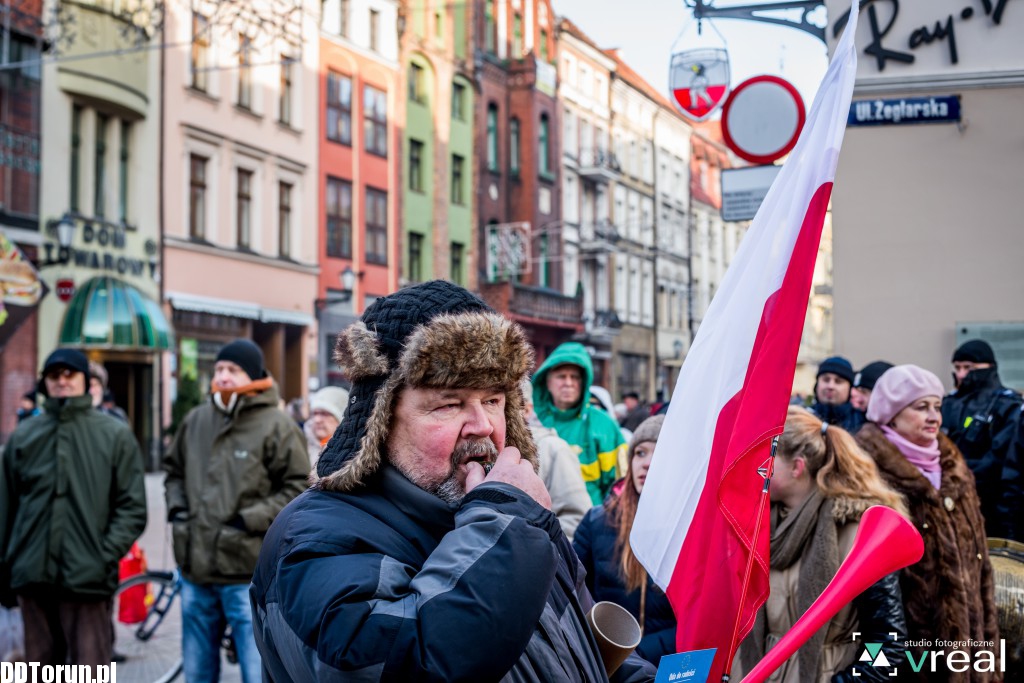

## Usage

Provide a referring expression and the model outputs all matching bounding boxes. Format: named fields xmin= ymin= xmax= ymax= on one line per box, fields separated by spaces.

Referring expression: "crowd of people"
xmin=1 ymin=279 xmax=1020 ymax=682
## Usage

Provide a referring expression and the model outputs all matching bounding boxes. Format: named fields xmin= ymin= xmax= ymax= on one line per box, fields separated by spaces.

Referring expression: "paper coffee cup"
xmin=586 ymin=601 xmax=643 ymax=676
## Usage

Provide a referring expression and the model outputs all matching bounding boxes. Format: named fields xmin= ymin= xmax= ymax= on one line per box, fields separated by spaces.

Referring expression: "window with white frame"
xmin=563 ymin=108 xmax=576 ymax=157
xmin=191 ymin=13 xmax=209 ymax=92
xmin=279 ymin=55 xmax=293 ymax=125
xmin=370 ymin=9 xmax=381 ymax=51
xmin=279 ymin=181 xmax=293 ymax=258
xmin=189 ymin=154 xmax=208 ymax=240
xmin=118 ymin=119 xmax=131 ymax=223
xmin=236 ymin=168 xmax=253 ymax=249
xmin=238 ymin=34 xmax=253 ymax=109
xmin=94 ymin=114 xmax=109 ymax=218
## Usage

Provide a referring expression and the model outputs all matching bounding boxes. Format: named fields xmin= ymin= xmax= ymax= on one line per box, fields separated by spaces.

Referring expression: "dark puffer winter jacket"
xmin=251 ymin=465 xmax=656 ymax=682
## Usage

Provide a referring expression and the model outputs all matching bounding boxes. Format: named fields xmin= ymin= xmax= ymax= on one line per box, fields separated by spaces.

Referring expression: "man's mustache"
xmin=451 ymin=439 xmax=498 ymax=467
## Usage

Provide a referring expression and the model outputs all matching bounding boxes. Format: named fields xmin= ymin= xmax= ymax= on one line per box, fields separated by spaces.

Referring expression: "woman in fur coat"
xmin=734 ymin=407 xmax=908 ymax=683
xmin=857 ymin=365 xmax=1000 ymax=682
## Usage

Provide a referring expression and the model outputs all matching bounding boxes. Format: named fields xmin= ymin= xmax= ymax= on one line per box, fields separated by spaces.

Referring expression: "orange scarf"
xmin=211 ymin=377 xmax=273 ymax=413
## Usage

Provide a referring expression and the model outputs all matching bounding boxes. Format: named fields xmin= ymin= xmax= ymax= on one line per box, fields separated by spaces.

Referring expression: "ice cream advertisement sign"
xmin=0 ymin=230 xmax=46 ymax=350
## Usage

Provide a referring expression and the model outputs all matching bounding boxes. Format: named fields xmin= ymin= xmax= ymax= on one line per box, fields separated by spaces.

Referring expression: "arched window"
xmin=539 ymin=114 xmax=550 ymax=174
xmin=487 ymin=103 xmax=499 ymax=171
xmin=509 ymin=118 xmax=520 ymax=175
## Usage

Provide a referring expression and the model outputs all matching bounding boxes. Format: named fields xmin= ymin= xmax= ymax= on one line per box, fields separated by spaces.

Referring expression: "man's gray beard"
xmin=425 ymin=439 xmax=499 ymax=505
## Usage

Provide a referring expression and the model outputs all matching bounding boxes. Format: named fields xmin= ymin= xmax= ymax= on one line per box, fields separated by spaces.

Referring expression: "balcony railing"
xmin=578 ymin=220 xmax=620 ymax=253
xmin=479 ymin=280 xmax=583 ymax=329
xmin=576 ymin=149 xmax=620 ymax=183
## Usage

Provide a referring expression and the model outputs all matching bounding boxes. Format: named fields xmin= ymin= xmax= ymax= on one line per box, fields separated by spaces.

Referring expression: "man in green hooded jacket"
xmin=533 ymin=342 xmax=626 ymax=505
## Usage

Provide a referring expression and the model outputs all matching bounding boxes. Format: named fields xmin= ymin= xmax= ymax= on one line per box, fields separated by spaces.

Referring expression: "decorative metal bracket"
xmin=687 ymin=0 xmax=827 ymax=43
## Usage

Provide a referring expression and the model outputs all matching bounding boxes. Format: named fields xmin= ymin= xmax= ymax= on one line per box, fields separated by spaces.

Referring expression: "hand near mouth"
xmin=465 ymin=447 xmax=552 ymax=510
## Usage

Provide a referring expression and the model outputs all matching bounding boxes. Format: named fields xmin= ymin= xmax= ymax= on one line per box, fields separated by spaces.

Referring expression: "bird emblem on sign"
xmin=669 ymin=48 xmax=731 ymax=121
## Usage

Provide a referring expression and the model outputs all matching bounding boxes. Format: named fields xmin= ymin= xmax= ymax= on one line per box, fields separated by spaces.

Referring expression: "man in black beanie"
xmin=942 ymin=338 xmax=1023 ymax=540
xmin=2 ymin=348 xmax=145 ymax=666
xmin=251 ymin=281 xmax=655 ymax=682
xmin=809 ymin=355 xmax=865 ymax=433
xmin=851 ymin=360 xmax=894 ymax=412
xmin=163 ymin=338 xmax=308 ymax=681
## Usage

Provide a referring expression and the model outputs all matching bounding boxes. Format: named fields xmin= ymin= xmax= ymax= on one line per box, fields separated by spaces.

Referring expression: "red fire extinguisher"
xmin=118 ymin=542 xmax=150 ymax=624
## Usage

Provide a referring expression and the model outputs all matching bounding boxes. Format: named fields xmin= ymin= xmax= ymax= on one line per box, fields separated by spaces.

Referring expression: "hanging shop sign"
xmin=721 ymin=76 xmax=805 ymax=165
xmin=669 ymin=48 xmax=731 ymax=121
xmin=0 ymin=230 xmax=46 ymax=351
xmin=42 ymin=218 xmax=159 ymax=280
xmin=848 ymin=95 xmax=961 ymax=126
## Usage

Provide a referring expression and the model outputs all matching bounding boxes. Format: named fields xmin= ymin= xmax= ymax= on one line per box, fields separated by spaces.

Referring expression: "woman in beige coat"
xmin=735 ymin=407 xmax=908 ymax=683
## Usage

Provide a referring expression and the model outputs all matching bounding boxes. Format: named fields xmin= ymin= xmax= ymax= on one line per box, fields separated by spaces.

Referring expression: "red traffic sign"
xmin=56 ymin=278 xmax=75 ymax=303
xmin=721 ymin=76 xmax=805 ymax=165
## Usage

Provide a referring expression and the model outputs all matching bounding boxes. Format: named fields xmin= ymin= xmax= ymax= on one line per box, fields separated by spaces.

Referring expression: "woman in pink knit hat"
xmin=856 ymin=364 xmax=999 ymax=683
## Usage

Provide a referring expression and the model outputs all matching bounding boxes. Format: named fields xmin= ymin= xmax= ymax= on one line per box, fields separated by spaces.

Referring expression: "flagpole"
xmin=721 ymin=435 xmax=778 ymax=682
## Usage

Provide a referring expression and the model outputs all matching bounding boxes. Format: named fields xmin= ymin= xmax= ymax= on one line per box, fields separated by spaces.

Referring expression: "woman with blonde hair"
xmin=857 ymin=365 xmax=999 ymax=682
xmin=573 ymin=415 xmax=675 ymax=665
xmin=735 ymin=406 xmax=908 ymax=683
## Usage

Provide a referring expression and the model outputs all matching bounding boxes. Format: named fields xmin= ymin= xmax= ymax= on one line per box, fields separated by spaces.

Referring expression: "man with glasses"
xmin=0 ymin=348 xmax=146 ymax=666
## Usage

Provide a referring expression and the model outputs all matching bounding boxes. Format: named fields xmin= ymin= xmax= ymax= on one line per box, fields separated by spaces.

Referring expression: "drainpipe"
xmin=156 ymin=15 xmax=167 ymax=471
xmin=686 ymin=206 xmax=696 ymax=345
xmin=651 ymin=109 xmax=661 ymax=402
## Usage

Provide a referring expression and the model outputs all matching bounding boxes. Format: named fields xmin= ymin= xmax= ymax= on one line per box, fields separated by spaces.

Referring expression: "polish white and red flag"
xmin=630 ymin=3 xmax=860 ymax=680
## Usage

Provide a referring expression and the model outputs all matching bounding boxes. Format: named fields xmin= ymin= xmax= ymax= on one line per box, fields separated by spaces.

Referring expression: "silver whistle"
xmin=483 ymin=462 xmax=494 ymax=475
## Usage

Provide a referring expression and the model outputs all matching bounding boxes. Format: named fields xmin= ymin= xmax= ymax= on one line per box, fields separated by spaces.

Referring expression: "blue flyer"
xmin=654 ymin=648 xmax=717 ymax=683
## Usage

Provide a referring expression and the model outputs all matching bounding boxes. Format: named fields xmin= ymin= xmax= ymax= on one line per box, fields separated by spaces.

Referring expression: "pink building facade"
xmin=162 ymin=1 xmax=321 ymax=403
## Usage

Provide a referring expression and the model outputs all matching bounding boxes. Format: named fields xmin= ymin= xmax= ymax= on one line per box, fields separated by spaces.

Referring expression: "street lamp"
xmin=315 ymin=266 xmax=360 ymax=308
xmin=339 ymin=265 xmax=356 ymax=293
xmin=55 ymin=214 xmax=76 ymax=248
xmin=39 ymin=214 xmax=77 ymax=269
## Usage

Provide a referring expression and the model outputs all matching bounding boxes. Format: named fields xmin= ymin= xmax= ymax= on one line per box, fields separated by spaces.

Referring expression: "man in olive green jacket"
xmin=163 ymin=339 xmax=307 ymax=683
xmin=0 ymin=348 xmax=146 ymax=666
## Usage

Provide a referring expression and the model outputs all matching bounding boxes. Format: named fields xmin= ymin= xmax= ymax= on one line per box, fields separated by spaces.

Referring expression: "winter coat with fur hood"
xmin=252 ymin=285 xmax=655 ymax=682
xmin=856 ymin=424 xmax=1000 ymax=682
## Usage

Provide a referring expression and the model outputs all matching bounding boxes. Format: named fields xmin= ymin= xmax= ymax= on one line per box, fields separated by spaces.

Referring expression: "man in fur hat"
xmin=251 ymin=281 xmax=655 ymax=682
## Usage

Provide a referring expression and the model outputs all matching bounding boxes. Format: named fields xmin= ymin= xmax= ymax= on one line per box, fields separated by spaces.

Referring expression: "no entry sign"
xmin=721 ymin=76 xmax=805 ymax=165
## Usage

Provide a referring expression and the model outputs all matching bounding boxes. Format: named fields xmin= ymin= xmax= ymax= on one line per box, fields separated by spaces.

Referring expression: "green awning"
xmin=59 ymin=276 xmax=174 ymax=351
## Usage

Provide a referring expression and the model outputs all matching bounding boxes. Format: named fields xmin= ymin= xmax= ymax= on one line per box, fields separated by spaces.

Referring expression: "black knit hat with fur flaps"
xmin=316 ymin=280 xmax=537 ymax=491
